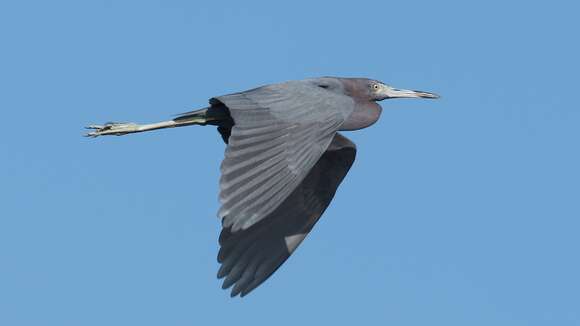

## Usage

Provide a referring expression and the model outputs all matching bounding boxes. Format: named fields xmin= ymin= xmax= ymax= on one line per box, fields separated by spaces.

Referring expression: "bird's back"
xmin=213 ymin=78 xmax=355 ymax=122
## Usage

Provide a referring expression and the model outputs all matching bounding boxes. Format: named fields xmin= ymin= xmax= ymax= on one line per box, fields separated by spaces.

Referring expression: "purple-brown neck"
xmin=339 ymin=78 xmax=383 ymax=131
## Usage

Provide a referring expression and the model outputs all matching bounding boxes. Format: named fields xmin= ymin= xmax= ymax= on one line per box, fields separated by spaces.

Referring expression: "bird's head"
xmin=367 ymin=80 xmax=439 ymax=101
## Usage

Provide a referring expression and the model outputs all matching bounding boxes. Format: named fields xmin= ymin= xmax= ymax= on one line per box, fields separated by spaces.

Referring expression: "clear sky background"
xmin=1 ymin=1 xmax=579 ymax=325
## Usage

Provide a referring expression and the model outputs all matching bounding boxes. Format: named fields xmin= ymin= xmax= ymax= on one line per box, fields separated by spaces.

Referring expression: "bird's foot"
xmin=85 ymin=122 xmax=140 ymax=137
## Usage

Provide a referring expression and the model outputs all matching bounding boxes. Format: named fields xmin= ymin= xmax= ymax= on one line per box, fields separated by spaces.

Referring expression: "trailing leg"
xmin=85 ymin=106 xmax=231 ymax=137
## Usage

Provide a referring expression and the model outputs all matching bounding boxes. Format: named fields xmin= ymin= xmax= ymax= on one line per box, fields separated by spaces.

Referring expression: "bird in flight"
xmin=86 ymin=77 xmax=439 ymax=297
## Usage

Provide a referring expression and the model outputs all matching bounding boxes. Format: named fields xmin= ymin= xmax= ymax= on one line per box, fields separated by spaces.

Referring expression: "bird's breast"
xmin=339 ymin=101 xmax=382 ymax=131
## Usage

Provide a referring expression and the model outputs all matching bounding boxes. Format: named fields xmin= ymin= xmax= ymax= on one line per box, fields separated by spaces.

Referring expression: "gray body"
xmin=213 ymin=77 xmax=380 ymax=232
xmin=85 ymin=76 xmax=439 ymax=297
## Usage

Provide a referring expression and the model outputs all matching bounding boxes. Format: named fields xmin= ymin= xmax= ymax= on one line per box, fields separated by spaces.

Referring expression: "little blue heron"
xmin=86 ymin=77 xmax=439 ymax=297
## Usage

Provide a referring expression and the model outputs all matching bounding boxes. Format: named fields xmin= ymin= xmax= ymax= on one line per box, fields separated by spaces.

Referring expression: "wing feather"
xmin=217 ymin=133 xmax=357 ymax=297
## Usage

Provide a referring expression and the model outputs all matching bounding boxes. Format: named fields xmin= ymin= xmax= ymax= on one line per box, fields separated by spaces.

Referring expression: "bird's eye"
xmin=372 ymin=84 xmax=380 ymax=90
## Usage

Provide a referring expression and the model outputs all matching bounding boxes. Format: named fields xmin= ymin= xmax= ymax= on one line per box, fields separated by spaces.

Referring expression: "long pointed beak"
xmin=382 ymin=87 xmax=440 ymax=99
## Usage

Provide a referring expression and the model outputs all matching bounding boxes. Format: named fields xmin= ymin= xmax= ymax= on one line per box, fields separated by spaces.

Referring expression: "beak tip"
xmin=420 ymin=92 xmax=440 ymax=99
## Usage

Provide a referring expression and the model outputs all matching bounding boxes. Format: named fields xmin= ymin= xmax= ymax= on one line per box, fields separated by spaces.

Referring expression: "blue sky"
xmin=1 ymin=0 xmax=579 ymax=325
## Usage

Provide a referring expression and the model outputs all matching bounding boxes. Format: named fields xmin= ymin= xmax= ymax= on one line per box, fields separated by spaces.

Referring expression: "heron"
xmin=86 ymin=77 xmax=439 ymax=297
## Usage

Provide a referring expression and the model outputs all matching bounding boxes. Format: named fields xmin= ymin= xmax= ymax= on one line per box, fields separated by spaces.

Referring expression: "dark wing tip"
xmin=216 ymin=133 xmax=357 ymax=298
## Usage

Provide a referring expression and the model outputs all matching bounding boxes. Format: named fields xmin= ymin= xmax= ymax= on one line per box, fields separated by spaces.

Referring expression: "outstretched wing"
xmin=217 ymin=133 xmax=356 ymax=297
xmin=213 ymin=80 xmax=354 ymax=231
